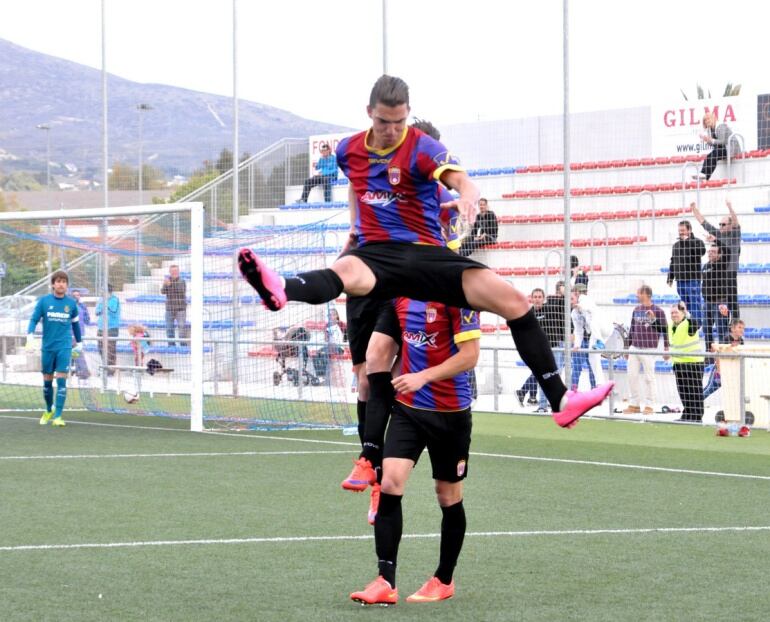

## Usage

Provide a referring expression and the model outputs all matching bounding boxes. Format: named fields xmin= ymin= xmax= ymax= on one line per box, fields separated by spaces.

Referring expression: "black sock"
xmin=360 ymin=372 xmax=394 ymax=470
xmin=507 ymin=310 xmax=566 ymax=412
xmin=375 ymin=492 xmax=402 ymax=587
xmin=356 ymin=400 xmax=367 ymax=446
xmin=435 ymin=501 xmax=466 ymax=585
xmin=284 ymin=269 xmax=343 ymax=304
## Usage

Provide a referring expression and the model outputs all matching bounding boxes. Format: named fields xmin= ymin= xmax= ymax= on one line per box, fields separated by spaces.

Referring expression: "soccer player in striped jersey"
xmin=239 ymin=74 xmax=613 ymax=428
xmin=341 ymin=119 xmax=459 ymax=525
xmin=26 ymin=270 xmax=83 ymax=426
xmin=350 ymin=298 xmax=480 ymax=605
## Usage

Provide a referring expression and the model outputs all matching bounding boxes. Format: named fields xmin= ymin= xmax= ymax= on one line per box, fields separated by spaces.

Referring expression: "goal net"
xmin=0 ymin=202 xmax=354 ymax=431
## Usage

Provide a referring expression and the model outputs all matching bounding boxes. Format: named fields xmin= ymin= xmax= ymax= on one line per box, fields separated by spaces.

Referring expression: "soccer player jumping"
xmin=239 ymin=74 xmax=613 ymax=427
xmin=26 ymin=270 xmax=83 ymax=427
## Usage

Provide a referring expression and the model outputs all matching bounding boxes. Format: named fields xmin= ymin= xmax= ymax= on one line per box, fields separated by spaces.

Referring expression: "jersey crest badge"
xmin=63 ymin=305 xmax=70 ymax=313
xmin=388 ymin=166 xmax=401 ymax=185
xmin=426 ymin=306 xmax=437 ymax=323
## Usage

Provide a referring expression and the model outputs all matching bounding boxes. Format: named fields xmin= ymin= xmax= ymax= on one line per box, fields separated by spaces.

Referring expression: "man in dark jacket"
xmin=691 ymin=199 xmax=741 ymax=318
xmin=701 ymin=243 xmax=731 ymax=353
xmin=458 ymin=197 xmax=498 ymax=257
xmin=161 ymin=264 xmax=188 ymax=347
xmin=667 ymin=221 xmax=705 ymax=325
xmin=536 ymin=281 xmax=569 ymax=412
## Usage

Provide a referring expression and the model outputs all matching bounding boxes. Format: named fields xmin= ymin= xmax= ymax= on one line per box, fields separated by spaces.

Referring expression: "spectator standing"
xmin=623 ymin=285 xmax=669 ymax=415
xmin=458 ymin=198 xmax=498 ymax=257
xmin=667 ymin=221 xmax=706 ymax=325
xmin=516 ymin=288 xmax=547 ymax=407
xmin=128 ymin=324 xmax=152 ymax=367
xmin=701 ymin=243 xmax=732 ymax=354
xmin=570 ymin=284 xmax=602 ymax=390
xmin=668 ymin=302 xmax=705 ymax=422
xmin=72 ymin=289 xmax=91 ymax=328
xmin=538 ymin=280 xmax=568 ymax=412
xmin=298 ymin=142 xmax=338 ymax=203
xmin=161 ymin=265 xmax=188 ymax=348
xmin=695 ymin=112 xmax=740 ymax=181
xmin=691 ymin=200 xmax=741 ymax=318
xmin=95 ymin=284 xmax=121 ymax=372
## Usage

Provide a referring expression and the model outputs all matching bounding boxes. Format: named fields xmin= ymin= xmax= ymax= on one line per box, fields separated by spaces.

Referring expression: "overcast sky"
xmin=0 ymin=0 xmax=766 ymax=129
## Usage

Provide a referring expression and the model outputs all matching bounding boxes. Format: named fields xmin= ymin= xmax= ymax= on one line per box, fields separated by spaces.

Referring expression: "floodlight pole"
xmin=136 ymin=103 xmax=152 ymax=280
xmin=231 ymin=0 xmax=241 ymax=396
xmin=382 ymin=0 xmax=389 ymax=74
xmin=36 ymin=124 xmax=54 ymax=275
xmin=562 ymin=0 xmax=573 ymax=386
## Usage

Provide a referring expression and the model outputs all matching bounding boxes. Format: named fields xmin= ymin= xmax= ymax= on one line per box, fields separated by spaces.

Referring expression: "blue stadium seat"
xmin=758 ymin=233 xmax=770 ymax=243
xmin=655 ymin=361 xmax=673 ymax=373
xmin=501 ymin=167 xmax=516 ymax=174
xmin=754 ymin=206 xmax=770 ymax=213
xmin=741 ymin=233 xmax=759 ymax=243
xmin=747 ymin=263 xmax=765 ymax=273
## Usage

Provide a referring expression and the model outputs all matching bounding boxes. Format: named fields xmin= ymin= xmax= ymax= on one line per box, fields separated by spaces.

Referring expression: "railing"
xmin=681 ymin=162 xmax=702 ymax=209
xmin=589 ymin=219 xmax=609 ymax=276
xmin=636 ymin=190 xmax=655 ymax=244
xmin=726 ymin=132 xmax=745 ymax=187
xmin=543 ymin=249 xmax=563 ymax=296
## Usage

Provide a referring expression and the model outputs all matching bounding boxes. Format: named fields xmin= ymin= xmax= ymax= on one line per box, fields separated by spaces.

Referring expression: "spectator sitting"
xmin=623 ymin=285 xmax=669 ymax=416
xmin=298 ymin=142 xmax=338 ymax=203
xmin=667 ymin=220 xmax=705 ymax=325
xmin=695 ymin=112 xmax=741 ymax=181
xmin=458 ymin=197 xmax=498 ymax=257
xmin=704 ymin=318 xmax=745 ymax=399
xmin=690 ymin=199 xmax=741 ymax=318
xmin=128 ymin=324 xmax=152 ymax=367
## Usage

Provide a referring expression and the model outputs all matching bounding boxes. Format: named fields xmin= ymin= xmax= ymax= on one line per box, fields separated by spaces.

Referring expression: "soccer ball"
xmin=123 ymin=391 xmax=140 ymax=404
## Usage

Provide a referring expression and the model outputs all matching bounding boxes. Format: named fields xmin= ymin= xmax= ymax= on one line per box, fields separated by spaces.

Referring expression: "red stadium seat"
xmin=582 ymin=161 xmax=599 ymax=170
xmin=512 ymin=215 xmax=530 ymax=224
xmin=496 ymin=267 xmax=514 ymax=276
xmin=596 ymin=161 xmax=613 ymax=169
xmin=542 ymin=213 xmax=562 ymax=223
xmin=526 ymin=267 xmax=545 ymax=276
xmin=597 ymin=186 xmax=613 ymax=195
xmin=610 ymin=160 xmax=626 ymax=168
xmin=625 ymin=158 xmax=641 ymax=167
xmin=480 ymin=324 xmax=497 ymax=334
xmin=498 ymin=215 xmax=516 ymax=224
xmin=670 ymin=156 xmax=687 ymax=164
xmin=654 ymin=157 xmax=671 ymax=165
xmin=627 ymin=184 xmax=644 ymax=194
xmin=570 ymin=188 xmax=586 ymax=196
xmin=527 ymin=165 xmax=543 ymax=173
xmin=639 ymin=157 xmax=656 ymax=166
xmin=612 ymin=186 xmax=628 ymax=194
xmin=570 ymin=162 xmax=586 ymax=170
xmin=542 ymin=189 xmax=559 ymax=197
xmin=512 ymin=267 xmax=528 ymax=277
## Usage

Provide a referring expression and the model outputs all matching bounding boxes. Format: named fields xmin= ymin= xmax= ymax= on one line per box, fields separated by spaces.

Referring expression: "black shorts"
xmin=384 ymin=402 xmax=472 ymax=483
xmin=345 ymin=296 xmax=402 ymax=366
xmin=347 ymin=242 xmax=487 ymax=309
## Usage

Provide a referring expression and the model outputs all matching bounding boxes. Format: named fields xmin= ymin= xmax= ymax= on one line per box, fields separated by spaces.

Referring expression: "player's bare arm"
xmin=439 ymin=169 xmax=480 ymax=225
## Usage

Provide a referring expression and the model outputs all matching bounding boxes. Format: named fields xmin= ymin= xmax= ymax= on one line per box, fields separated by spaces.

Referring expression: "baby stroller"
xmin=272 ymin=325 xmax=320 ymax=387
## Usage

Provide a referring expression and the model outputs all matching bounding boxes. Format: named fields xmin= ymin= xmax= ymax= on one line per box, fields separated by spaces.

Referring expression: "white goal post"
xmin=0 ymin=202 xmax=205 ymax=431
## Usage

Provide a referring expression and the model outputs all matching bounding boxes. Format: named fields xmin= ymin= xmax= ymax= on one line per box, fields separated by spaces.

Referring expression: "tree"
xmin=681 ymin=83 xmax=741 ymax=100
xmin=0 ymin=193 xmax=47 ymax=294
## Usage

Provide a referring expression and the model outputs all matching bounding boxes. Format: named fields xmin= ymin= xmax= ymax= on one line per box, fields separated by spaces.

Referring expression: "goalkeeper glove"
xmin=72 ymin=342 xmax=83 ymax=358
xmin=25 ymin=335 xmax=40 ymax=353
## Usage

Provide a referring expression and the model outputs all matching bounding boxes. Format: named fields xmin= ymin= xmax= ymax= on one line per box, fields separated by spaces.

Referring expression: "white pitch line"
xmin=473 ymin=451 xmax=770 ymax=481
xmin=2 ymin=414 xmax=768 ymax=481
xmin=2 ymin=525 xmax=769 ymax=553
xmin=0 ymin=450 xmax=351 ymax=461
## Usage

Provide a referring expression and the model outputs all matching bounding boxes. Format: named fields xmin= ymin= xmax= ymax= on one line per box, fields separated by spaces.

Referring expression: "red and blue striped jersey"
xmin=437 ymin=187 xmax=461 ymax=251
xmin=336 ymin=126 xmax=464 ymax=246
xmin=394 ymin=297 xmax=481 ymax=412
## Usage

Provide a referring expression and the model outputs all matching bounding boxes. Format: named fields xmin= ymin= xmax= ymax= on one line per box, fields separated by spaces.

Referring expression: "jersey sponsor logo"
xmin=368 ymin=157 xmax=391 ymax=164
xmin=46 ymin=311 xmax=71 ymax=320
xmin=432 ymin=150 xmax=460 ymax=167
xmin=456 ymin=459 xmax=466 ymax=478
xmin=388 ymin=166 xmax=401 ymax=185
xmin=402 ymin=330 xmax=438 ymax=348
xmin=360 ymin=190 xmax=398 ymax=207
xmin=425 ymin=306 xmax=437 ymax=323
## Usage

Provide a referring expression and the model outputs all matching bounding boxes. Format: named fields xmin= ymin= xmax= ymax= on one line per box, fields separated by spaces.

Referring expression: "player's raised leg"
xmin=460 ymin=267 xmax=614 ymax=427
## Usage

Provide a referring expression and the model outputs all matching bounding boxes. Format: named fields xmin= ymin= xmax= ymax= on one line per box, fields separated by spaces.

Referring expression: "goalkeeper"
xmin=26 ymin=270 xmax=83 ymax=427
